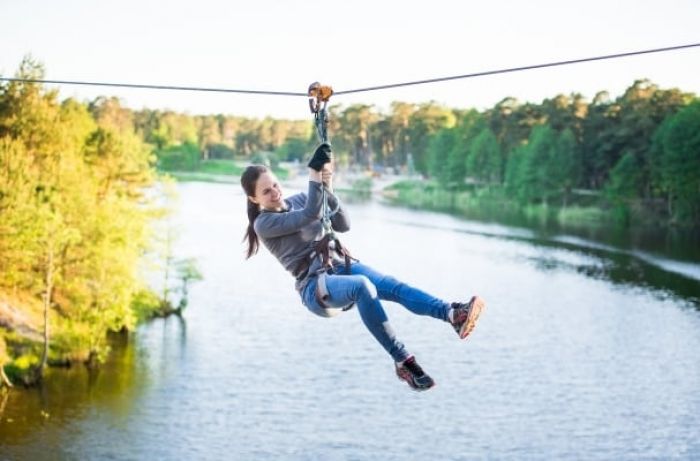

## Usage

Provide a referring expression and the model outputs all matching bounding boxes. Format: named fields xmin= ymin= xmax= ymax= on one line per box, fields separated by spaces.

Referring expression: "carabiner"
xmin=307 ymin=82 xmax=334 ymax=143
xmin=308 ymin=82 xmax=333 ymax=115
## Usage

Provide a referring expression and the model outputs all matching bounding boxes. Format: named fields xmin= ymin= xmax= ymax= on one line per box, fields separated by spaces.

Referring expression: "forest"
xmin=140 ymin=78 xmax=699 ymax=227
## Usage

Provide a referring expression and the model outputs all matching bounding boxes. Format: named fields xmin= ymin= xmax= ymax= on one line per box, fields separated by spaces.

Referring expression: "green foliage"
xmin=505 ymin=125 xmax=559 ymax=204
xmin=605 ymin=152 xmax=642 ymax=225
xmin=427 ymin=128 xmax=457 ymax=184
xmin=5 ymin=354 xmax=39 ymax=378
xmin=197 ymin=159 xmax=243 ymax=175
xmin=552 ymin=128 xmax=582 ymax=205
xmin=557 ymin=206 xmax=608 ymax=226
xmin=174 ymin=258 xmax=203 ymax=311
xmin=276 ymin=137 xmax=310 ymax=162
xmin=350 ymin=176 xmax=373 ymax=195
xmin=156 ymin=141 xmax=200 ymax=171
xmin=131 ymin=289 xmax=164 ymax=322
xmin=133 ymin=108 xmax=311 ymax=161
xmin=407 ymin=103 xmax=457 ymax=174
xmin=466 ymin=128 xmax=501 ymax=184
xmin=652 ymin=101 xmax=700 ymax=223
xmin=207 ymin=143 xmax=236 ymax=159
xmin=251 ymin=150 xmax=279 ymax=169
xmin=607 ymin=152 xmax=641 ymax=198
xmin=0 ymin=57 xmax=160 ymax=368
xmin=102 ymin=78 xmax=698 ymax=228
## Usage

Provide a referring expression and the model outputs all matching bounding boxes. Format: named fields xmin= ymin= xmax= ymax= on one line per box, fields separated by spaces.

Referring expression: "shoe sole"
xmin=401 ymin=379 xmax=435 ymax=392
xmin=459 ymin=296 xmax=485 ymax=339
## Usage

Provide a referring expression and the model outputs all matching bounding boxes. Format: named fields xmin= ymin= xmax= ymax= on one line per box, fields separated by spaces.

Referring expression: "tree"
xmin=506 ymin=124 xmax=558 ymax=204
xmin=605 ymin=151 xmax=642 ymax=224
xmin=388 ymin=101 xmax=417 ymax=168
xmin=607 ymin=80 xmax=689 ymax=197
xmin=426 ymin=128 xmax=457 ymax=184
xmin=448 ymin=109 xmax=483 ymax=184
xmin=1 ymin=57 xmax=159 ymax=369
xmin=276 ymin=137 xmax=310 ymax=162
xmin=552 ymin=128 xmax=582 ymax=206
xmin=333 ymin=104 xmax=378 ymax=169
xmin=407 ymin=102 xmax=456 ymax=174
xmin=652 ymin=101 xmax=700 ymax=223
xmin=466 ymin=128 xmax=501 ymax=185
xmin=581 ymin=91 xmax=619 ymax=189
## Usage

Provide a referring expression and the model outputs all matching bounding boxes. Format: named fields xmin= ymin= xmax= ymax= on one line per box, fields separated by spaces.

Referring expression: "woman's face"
xmin=249 ymin=171 xmax=285 ymax=211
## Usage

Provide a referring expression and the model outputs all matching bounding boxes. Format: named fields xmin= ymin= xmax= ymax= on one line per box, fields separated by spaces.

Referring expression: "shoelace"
xmin=404 ymin=359 xmax=425 ymax=377
xmin=451 ymin=302 xmax=471 ymax=323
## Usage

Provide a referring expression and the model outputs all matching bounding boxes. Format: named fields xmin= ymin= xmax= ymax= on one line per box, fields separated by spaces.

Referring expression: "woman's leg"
xmin=302 ymin=274 xmax=411 ymax=363
xmin=339 ymin=262 xmax=451 ymax=322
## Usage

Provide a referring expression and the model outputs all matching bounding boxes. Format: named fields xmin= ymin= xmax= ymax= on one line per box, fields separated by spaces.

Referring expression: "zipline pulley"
xmin=308 ymin=82 xmax=333 ymax=143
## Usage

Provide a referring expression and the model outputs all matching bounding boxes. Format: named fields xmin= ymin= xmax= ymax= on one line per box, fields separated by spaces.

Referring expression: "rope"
xmin=1 ymin=43 xmax=698 ymax=97
xmin=0 ymin=77 xmax=306 ymax=96
xmin=334 ymin=43 xmax=700 ymax=95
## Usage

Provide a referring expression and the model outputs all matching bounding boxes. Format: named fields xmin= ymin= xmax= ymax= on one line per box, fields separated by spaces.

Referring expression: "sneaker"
xmin=451 ymin=296 xmax=485 ymax=339
xmin=395 ymin=356 xmax=435 ymax=391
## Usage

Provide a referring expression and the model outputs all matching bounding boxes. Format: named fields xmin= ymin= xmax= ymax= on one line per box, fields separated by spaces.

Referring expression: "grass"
xmin=385 ymin=180 xmax=617 ymax=230
xmin=557 ymin=206 xmax=609 ymax=226
xmin=160 ymin=159 xmax=289 ymax=183
xmin=196 ymin=159 xmax=244 ymax=175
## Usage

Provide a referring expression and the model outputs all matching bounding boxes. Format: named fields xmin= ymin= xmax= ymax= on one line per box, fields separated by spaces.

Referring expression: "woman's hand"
xmin=321 ymin=164 xmax=333 ymax=191
xmin=308 ymin=142 xmax=332 ymax=171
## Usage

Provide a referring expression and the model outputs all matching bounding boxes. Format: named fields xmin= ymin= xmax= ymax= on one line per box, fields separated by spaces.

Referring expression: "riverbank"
xmin=0 ymin=289 xmax=181 ymax=388
xmin=161 ymin=169 xmax=700 ymax=261
xmin=384 ymin=179 xmax=700 ymax=230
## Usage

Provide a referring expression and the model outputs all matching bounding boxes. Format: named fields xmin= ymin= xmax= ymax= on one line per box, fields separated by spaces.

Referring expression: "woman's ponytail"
xmin=240 ymin=165 xmax=268 ymax=259
xmin=244 ymin=199 xmax=261 ymax=259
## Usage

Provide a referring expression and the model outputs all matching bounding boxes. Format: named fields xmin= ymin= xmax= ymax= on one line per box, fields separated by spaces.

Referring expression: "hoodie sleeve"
xmin=325 ymin=190 xmax=350 ymax=233
xmin=253 ymin=181 xmax=324 ymax=239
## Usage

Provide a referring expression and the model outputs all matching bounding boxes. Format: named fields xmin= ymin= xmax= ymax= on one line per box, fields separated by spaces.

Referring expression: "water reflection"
xmin=0 ymin=316 xmax=189 ymax=452
xmin=384 ymin=215 xmax=700 ymax=308
xmin=1 ymin=333 xmax=138 ymax=444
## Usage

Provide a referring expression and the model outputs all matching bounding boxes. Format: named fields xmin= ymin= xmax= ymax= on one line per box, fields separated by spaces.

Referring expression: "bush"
xmin=156 ymin=142 xmax=200 ymax=171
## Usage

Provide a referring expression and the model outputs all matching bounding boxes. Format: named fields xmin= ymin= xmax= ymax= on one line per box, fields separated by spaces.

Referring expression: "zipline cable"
xmin=335 ymin=43 xmax=700 ymax=95
xmin=0 ymin=78 xmax=306 ymax=96
xmin=0 ymin=43 xmax=698 ymax=97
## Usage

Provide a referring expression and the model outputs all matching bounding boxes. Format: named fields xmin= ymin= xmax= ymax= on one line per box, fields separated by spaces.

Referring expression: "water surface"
xmin=2 ymin=181 xmax=699 ymax=460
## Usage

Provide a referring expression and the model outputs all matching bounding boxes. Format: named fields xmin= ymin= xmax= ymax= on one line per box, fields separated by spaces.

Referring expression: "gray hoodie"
xmin=253 ymin=180 xmax=350 ymax=292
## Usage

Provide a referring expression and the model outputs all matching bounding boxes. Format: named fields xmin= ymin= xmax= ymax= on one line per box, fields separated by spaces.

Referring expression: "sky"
xmin=1 ymin=0 xmax=699 ymax=120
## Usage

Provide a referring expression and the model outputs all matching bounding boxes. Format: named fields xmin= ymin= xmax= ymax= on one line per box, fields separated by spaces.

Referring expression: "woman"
xmin=241 ymin=143 xmax=484 ymax=391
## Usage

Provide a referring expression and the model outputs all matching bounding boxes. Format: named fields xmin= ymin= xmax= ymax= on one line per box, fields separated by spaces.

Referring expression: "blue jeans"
xmin=301 ymin=261 xmax=451 ymax=362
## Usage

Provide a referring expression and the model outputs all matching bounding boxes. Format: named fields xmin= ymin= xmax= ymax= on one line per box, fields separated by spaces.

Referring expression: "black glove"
xmin=307 ymin=142 xmax=333 ymax=171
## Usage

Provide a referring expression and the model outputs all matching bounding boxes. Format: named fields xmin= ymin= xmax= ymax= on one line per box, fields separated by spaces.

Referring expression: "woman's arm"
xmin=253 ymin=170 xmax=325 ymax=238
xmin=328 ymin=194 xmax=350 ymax=232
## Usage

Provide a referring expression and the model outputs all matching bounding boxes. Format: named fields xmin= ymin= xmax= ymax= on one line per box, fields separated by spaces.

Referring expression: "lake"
xmin=2 ymin=180 xmax=699 ymax=460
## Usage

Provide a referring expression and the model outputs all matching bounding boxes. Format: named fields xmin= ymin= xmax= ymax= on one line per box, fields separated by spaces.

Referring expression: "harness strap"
xmin=315 ymin=271 xmax=354 ymax=312
xmin=315 ymin=233 xmax=355 ymax=272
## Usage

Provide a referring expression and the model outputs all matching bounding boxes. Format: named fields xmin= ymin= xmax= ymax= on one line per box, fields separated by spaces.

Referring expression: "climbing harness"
xmin=306 ymin=82 xmax=356 ymax=315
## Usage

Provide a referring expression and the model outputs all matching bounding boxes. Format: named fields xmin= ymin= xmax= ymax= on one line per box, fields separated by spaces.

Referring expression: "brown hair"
xmin=240 ymin=164 xmax=269 ymax=259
